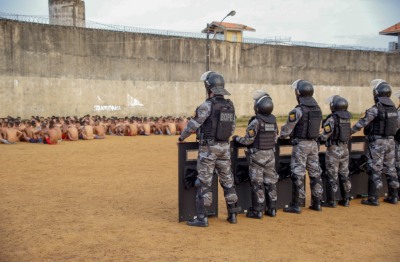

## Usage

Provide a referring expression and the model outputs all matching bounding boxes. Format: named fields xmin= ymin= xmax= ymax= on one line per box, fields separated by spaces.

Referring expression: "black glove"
xmin=232 ymin=135 xmax=238 ymax=142
xmin=178 ymin=137 xmax=184 ymax=142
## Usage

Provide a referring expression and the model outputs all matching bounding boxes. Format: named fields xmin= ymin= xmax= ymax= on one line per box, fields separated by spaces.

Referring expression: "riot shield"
xmin=321 ymin=136 xmax=388 ymax=202
xmin=275 ymin=139 xmax=306 ymax=208
xmin=230 ymin=139 xmax=305 ymax=212
xmin=348 ymin=136 xmax=388 ymax=198
xmin=178 ymin=142 xmax=218 ymax=222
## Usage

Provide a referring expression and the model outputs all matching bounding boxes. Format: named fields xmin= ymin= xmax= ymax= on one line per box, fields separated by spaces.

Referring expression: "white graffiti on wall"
xmin=25 ymin=105 xmax=45 ymax=112
xmin=127 ymin=94 xmax=144 ymax=107
xmin=93 ymin=105 xmax=122 ymax=111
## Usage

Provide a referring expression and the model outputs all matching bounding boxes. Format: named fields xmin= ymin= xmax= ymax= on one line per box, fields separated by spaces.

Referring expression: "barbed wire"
xmin=0 ymin=12 xmax=388 ymax=52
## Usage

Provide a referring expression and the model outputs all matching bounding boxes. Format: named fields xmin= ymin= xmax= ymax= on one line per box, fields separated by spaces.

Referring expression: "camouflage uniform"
xmin=180 ymin=98 xmax=238 ymax=213
xmin=320 ymin=115 xmax=351 ymax=202
xmin=395 ymin=130 xmax=400 ymax=198
xmin=236 ymin=117 xmax=279 ymax=212
xmin=351 ymin=102 xmax=400 ymax=203
xmin=281 ymin=107 xmax=323 ymax=202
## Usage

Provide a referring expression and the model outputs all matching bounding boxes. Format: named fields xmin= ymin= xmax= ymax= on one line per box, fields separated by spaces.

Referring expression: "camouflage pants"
xmin=291 ymin=140 xmax=323 ymax=199
xmin=367 ymin=138 xmax=399 ymax=191
xmin=197 ymin=142 xmax=238 ymax=207
xmin=396 ymin=142 xmax=400 ymax=181
xmin=248 ymin=149 xmax=278 ymax=204
xmin=325 ymin=144 xmax=351 ymax=196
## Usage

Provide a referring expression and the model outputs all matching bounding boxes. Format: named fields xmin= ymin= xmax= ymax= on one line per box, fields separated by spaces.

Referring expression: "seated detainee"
xmin=17 ymin=120 xmax=27 ymax=141
xmin=163 ymin=117 xmax=177 ymax=135
xmin=24 ymin=120 xmax=41 ymax=143
xmin=66 ymin=120 xmax=79 ymax=141
xmin=1 ymin=122 xmax=23 ymax=144
xmin=93 ymin=120 xmax=106 ymax=139
xmin=80 ymin=121 xmax=94 ymax=140
xmin=107 ymin=119 xmax=116 ymax=135
xmin=114 ymin=119 xmax=126 ymax=136
xmin=42 ymin=120 xmax=59 ymax=145
xmin=139 ymin=118 xmax=151 ymax=136
xmin=176 ymin=117 xmax=188 ymax=135
xmin=54 ymin=118 xmax=63 ymax=142
xmin=152 ymin=117 xmax=163 ymax=135
xmin=125 ymin=118 xmax=138 ymax=136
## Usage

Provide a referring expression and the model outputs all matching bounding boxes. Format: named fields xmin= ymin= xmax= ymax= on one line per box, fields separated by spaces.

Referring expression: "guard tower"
xmin=379 ymin=22 xmax=400 ymax=51
xmin=49 ymin=0 xmax=86 ymax=27
xmin=202 ymin=22 xmax=255 ymax=42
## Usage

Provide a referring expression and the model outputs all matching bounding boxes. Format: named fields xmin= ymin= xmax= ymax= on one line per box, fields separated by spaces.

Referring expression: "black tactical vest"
xmin=323 ymin=111 xmax=351 ymax=142
xmin=395 ymin=107 xmax=400 ymax=142
xmin=292 ymin=97 xmax=322 ymax=139
xmin=200 ymin=96 xmax=235 ymax=141
xmin=252 ymin=114 xmax=277 ymax=150
xmin=365 ymin=98 xmax=398 ymax=137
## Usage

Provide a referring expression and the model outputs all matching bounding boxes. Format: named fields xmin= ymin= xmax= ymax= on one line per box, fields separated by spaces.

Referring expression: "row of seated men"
xmin=0 ymin=115 xmax=189 ymax=145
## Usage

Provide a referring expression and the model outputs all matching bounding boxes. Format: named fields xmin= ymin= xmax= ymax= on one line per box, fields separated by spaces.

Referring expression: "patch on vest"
xmin=324 ymin=124 xmax=332 ymax=133
xmin=220 ymin=112 xmax=235 ymax=122
xmin=289 ymin=113 xmax=296 ymax=122
xmin=248 ymin=128 xmax=255 ymax=137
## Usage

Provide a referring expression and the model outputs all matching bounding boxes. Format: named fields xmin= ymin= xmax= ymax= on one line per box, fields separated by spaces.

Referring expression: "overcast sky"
xmin=0 ymin=0 xmax=398 ymax=49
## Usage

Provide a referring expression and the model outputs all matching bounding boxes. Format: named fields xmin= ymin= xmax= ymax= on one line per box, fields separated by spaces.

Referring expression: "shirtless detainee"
xmin=42 ymin=120 xmax=59 ymax=145
xmin=93 ymin=120 xmax=106 ymax=139
xmin=125 ymin=118 xmax=138 ymax=136
xmin=1 ymin=122 xmax=23 ymax=144
xmin=79 ymin=121 xmax=94 ymax=140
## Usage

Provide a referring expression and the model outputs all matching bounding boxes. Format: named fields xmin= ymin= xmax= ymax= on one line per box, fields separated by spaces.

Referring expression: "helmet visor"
xmin=200 ymin=71 xmax=214 ymax=81
xmin=253 ymin=90 xmax=269 ymax=101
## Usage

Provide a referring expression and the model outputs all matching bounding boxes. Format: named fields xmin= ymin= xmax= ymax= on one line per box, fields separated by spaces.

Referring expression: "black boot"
xmin=361 ymin=178 xmax=379 ymax=206
xmin=187 ymin=182 xmax=209 ymax=227
xmin=247 ymin=186 xmax=263 ymax=219
xmin=283 ymin=184 xmax=301 ymax=214
xmin=338 ymin=198 xmax=350 ymax=207
xmin=187 ymin=214 xmax=209 ymax=227
xmin=322 ymin=183 xmax=337 ymax=208
xmin=246 ymin=207 xmax=263 ymax=219
xmin=227 ymin=203 xmax=240 ymax=224
xmin=265 ymin=200 xmax=277 ymax=217
xmin=361 ymin=197 xmax=379 ymax=206
xmin=338 ymin=183 xmax=351 ymax=207
xmin=309 ymin=196 xmax=322 ymax=211
xmin=384 ymin=188 xmax=398 ymax=205
xmin=264 ymin=184 xmax=277 ymax=217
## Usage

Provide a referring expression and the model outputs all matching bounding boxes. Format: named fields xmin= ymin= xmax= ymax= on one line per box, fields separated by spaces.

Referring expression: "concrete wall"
xmin=0 ymin=19 xmax=399 ymax=118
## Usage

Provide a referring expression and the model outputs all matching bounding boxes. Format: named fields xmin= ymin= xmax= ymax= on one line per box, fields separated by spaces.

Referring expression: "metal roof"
xmin=202 ymin=22 xmax=255 ymax=34
xmin=379 ymin=22 xmax=400 ymax=36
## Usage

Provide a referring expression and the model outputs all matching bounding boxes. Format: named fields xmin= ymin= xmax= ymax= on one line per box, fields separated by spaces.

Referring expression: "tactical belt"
xmin=330 ymin=140 xmax=348 ymax=146
xmin=291 ymin=138 xmax=316 ymax=145
xmin=368 ymin=135 xmax=394 ymax=142
xmin=199 ymin=139 xmax=228 ymax=146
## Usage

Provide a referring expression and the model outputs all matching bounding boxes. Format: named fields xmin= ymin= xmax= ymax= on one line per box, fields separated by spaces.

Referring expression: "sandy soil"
xmin=0 ymin=129 xmax=399 ymax=261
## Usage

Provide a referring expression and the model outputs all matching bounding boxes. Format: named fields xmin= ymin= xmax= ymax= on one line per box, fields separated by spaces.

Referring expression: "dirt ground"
xmin=1 ymin=128 xmax=399 ymax=262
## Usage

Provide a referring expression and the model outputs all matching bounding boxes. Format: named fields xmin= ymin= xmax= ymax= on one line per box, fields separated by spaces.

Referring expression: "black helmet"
xmin=200 ymin=71 xmax=230 ymax=95
xmin=254 ymin=94 xmax=273 ymax=115
xmin=329 ymin=95 xmax=348 ymax=112
xmin=292 ymin=79 xmax=314 ymax=97
xmin=374 ymin=82 xmax=392 ymax=98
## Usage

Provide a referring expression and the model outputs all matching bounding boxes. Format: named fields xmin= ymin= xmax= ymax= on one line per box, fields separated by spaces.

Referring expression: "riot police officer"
xmin=280 ymin=79 xmax=323 ymax=214
xmin=320 ymin=95 xmax=352 ymax=207
xmin=395 ymin=91 xmax=400 ymax=200
xmin=178 ymin=71 xmax=240 ymax=227
xmin=233 ymin=91 xmax=279 ymax=219
xmin=351 ymin=79 xmax=399 ymax=206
